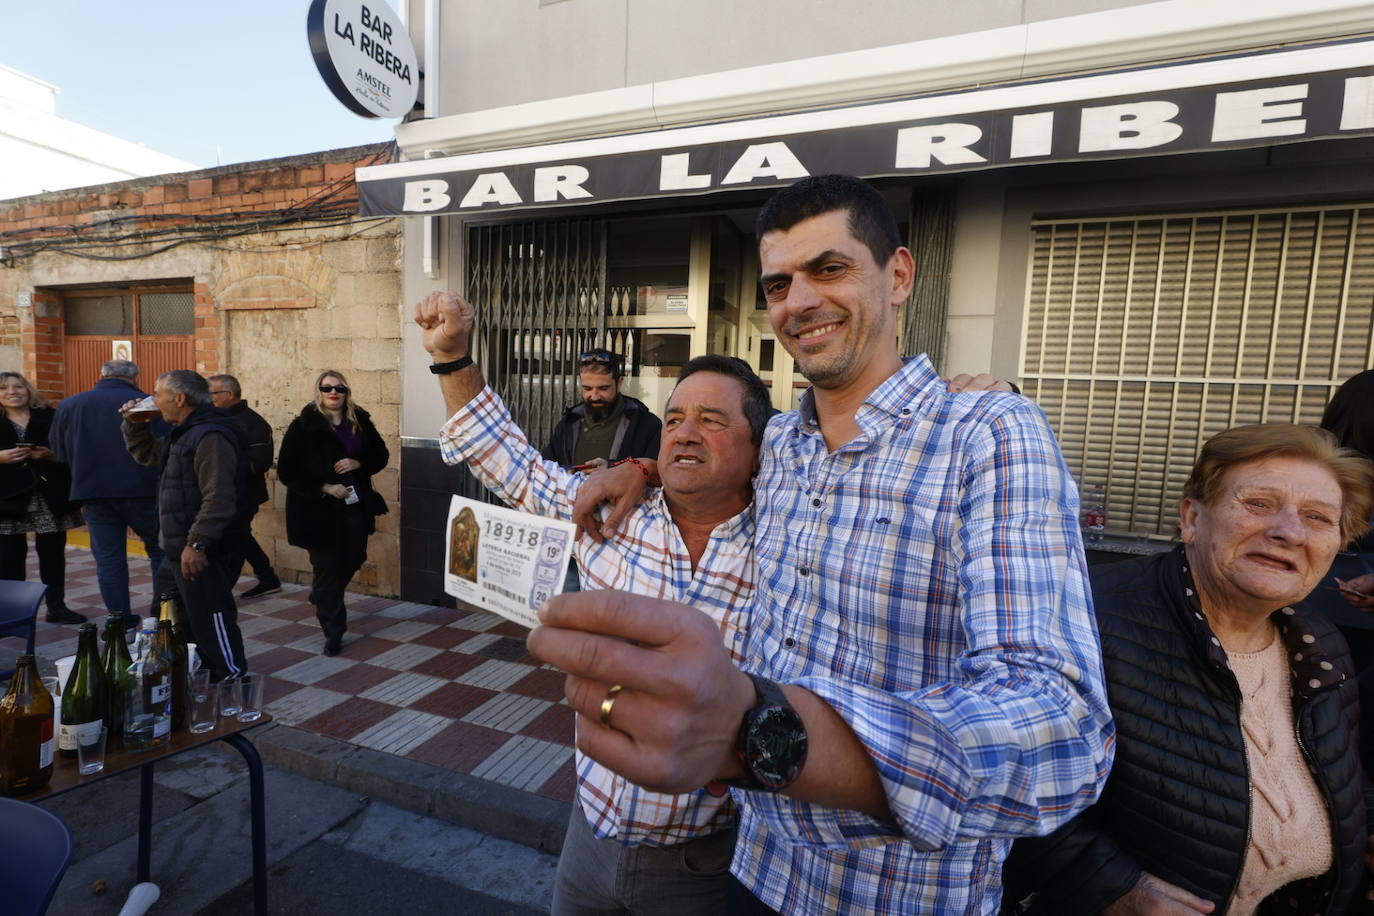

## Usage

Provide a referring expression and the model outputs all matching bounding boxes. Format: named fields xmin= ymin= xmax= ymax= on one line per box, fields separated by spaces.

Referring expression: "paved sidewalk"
xmin=26 ymin=546 xmax=576 ymax=849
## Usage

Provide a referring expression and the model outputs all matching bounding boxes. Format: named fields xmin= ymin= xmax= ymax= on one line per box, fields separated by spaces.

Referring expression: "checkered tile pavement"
xmin=27 ymin=547 xmax=577 ymax=803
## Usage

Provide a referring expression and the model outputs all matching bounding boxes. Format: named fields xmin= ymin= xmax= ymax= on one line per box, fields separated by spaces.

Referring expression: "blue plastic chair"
xmin=0 ymin=580 xmax=49 ymax=682
xmin=0 ymin=797 xmax=74 ymax=915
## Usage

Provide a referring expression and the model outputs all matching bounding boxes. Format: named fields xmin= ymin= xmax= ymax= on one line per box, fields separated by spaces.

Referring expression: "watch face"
xmin=744 ymin=705 xmax=808 ymax=789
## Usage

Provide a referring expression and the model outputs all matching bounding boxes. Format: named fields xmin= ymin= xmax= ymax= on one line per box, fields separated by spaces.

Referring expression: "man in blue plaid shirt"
xmin=530 ymin=175 xmax=1115 ymax=915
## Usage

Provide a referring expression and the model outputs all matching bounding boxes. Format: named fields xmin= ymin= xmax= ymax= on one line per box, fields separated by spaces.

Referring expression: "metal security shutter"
xmin=1023 ymin=205 xmax=1374 ymax=539
xmin=462 ymin=219 xmax=607 ymax=502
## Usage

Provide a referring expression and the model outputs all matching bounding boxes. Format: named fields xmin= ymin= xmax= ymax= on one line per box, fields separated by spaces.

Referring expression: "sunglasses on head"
xmin=578 ymin=349 xmax=620 ymax=368
xmin=319 ymin=385 xmax=349 ymax=394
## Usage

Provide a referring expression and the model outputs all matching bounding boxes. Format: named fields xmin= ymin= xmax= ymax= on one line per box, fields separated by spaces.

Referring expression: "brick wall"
xmin=0 ymin=144 xmax=405 ymax=599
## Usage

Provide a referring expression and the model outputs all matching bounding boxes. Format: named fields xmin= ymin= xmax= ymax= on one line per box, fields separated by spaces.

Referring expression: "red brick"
xmin=213 ymin=174 xmax=240 ymax=195
xmin=297 ymin=166 xmax=323 ymax=184
xmin=323 ymin=162 xmax=355 ymax=183
xmin=164 ymin=184 xmax=187 ymax=203
xmin=186 ymin=178 xmax=213 ymax=200
xmin=141 ymin=186 xmax=165 ymax=206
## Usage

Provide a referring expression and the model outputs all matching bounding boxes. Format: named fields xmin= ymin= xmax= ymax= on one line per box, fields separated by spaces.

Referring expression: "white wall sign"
xmin=112 ymin=340 xmax=132 ymax=361
xmin=307 ymin=0 xmax=418 ymax=120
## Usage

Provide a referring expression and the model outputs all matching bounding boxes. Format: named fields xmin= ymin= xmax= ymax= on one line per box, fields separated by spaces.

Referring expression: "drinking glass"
xmin=237 ymin=673 xmax=265 ymax=723
xmin=189 ymin=670 xmax=217 ymax=734
xmin=77 ymin=726 xmax=107 ymax=775
xmin=217 ymin=678 xmax=243 ymax=718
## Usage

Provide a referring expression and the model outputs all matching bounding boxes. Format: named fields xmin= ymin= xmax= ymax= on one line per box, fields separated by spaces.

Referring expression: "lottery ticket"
xmin=442 ymin=494 xmax=576 ymax=629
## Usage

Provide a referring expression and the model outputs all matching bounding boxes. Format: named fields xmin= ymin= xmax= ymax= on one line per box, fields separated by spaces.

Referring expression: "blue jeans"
xmin=82 ymin=498 xmax=165 ymax=616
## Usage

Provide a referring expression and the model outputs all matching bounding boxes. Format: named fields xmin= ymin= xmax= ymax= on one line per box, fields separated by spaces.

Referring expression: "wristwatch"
xmin=190 ymin=542 xmax=208 ymax=553
xmin=724 ymin=674 xmax=808 ymax=792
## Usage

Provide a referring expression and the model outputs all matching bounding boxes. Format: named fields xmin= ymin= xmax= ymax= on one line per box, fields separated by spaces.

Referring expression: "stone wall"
xmin=0 ymin=144 xmax=404 ymax=597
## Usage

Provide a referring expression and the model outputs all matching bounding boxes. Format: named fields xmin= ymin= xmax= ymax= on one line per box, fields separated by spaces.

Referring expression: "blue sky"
xmin=0 ymin=1 xmax=398 ymax=168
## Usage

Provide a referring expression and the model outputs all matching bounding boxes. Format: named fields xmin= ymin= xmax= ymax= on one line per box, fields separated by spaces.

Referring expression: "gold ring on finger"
xmin=598 ymin=684 xmax=624 ymax=728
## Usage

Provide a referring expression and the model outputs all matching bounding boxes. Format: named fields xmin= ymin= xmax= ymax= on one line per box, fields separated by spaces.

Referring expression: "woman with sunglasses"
xmin=277 ymin=370 xmax=390 ymax=656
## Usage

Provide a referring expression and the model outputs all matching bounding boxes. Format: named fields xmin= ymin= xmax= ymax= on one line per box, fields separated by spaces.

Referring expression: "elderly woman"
xmin=277 ymin=370 xmax=389 ymax=657
xmin=0 ymin=371 xmax=84 ymax=624
xmin=1004 ymin=424 xmax=1373 ymax=916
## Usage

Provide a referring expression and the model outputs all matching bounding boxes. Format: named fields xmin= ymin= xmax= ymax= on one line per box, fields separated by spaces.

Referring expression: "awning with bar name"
xmin=356 ymin=40 xmax=1374 ymax=217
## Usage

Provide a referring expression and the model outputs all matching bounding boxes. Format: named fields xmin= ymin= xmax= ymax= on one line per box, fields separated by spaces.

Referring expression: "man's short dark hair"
xmin=208 ymin=373 xmax=241 ymax=397
xmin=157 ymin=370 xmax=212 ymax=407
xmin=676 ymin=355 xmax=775 ymax=446
xmin=755 ymin=174 xmax=902 ymax=267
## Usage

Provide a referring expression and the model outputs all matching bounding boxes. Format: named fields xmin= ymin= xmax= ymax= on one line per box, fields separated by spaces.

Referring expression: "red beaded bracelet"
xmin=612 ymin=457 xmax=653 ymax=485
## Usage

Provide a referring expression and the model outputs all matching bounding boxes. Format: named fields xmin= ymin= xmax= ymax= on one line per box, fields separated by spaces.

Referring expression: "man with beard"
xmin=542 ymin=349 xmax=661 ymax=473
xmin=543 ymin=348 xmax=662 ymax=592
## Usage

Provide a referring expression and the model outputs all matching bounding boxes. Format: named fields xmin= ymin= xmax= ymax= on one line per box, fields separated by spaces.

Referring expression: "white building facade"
xmin=0 ymin=65 xmax=195 ymax=201
xmin=361 ymin=0 xmax=1374 ymax=602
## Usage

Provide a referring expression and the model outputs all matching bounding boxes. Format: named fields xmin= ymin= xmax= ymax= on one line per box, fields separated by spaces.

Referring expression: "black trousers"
xmin=306 ymin=507 xmax=370 ymax=642
xmin=169 ymin=540 xmax=248 ymax=682
xmin=234 ymin=504 xmax=276 ymax=583
xmin=0 ymin=531 xmax=69 ymax=610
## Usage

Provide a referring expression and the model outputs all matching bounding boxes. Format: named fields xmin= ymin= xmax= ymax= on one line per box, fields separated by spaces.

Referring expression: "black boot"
xmin=44 ymin=602 xmax=86 ymax=625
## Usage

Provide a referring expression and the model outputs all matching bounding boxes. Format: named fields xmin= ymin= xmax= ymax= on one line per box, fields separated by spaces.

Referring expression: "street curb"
xmin=236 ymin=721 xmax=570 ymax=855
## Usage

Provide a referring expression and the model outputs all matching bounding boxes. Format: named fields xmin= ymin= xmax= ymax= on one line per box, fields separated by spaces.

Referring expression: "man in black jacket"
xmin=541 ymin=348 xmax=661 ymax=471
xmin=121 ymin=370 xmax=249 ymax=682
xmin=542 ymin=349 xmax=661 ymax=592
xmin=208 ymin=374 xmax=282 ymax=599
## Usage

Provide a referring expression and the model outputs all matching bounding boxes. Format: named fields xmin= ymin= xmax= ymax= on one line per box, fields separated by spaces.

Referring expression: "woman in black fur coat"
xmin=277 ymin=370 xmax=389 ymax=656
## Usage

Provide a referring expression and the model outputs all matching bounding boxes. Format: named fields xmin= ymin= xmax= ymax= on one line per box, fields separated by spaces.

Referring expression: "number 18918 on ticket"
xmin=442 ymin=494 xmax=576 ymax=629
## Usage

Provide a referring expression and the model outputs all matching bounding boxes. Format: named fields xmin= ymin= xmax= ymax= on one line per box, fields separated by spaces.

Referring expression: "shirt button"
xmin=784 ymin=638 xmax=796 ymax=648
xmin=811 ymin=498 xmax=821 ymax=508
xmin=799 ymin=567 xmax=810 ymax=577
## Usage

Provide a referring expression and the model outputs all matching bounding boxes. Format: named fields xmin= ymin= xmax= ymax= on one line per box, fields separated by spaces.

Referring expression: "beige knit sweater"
xmin=1226 ymin=635 xmax=1332 ymax=916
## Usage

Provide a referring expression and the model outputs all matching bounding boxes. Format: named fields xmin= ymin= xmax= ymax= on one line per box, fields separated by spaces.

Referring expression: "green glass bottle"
xmin=0 ymin=654 xmax=55 ymax=795
xmin=100 ymin=613 xmax=134 ymax=743
xmin=59 ymin=623 xmax=107 ymax=760
xmin=155 ymin=619 xmax=188 ymax=732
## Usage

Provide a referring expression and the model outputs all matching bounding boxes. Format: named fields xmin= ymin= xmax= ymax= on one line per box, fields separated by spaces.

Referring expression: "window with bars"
xmin=1022 ymin=205 xmax=1374 ymax=539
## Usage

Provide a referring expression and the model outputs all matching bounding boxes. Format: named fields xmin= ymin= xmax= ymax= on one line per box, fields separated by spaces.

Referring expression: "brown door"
xmin=61 ymin=289 xmax=195 ymax=395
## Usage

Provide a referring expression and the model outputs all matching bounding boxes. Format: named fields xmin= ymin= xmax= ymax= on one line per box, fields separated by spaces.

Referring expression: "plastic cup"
xmin=189 ymin=670 xmax=217 ymax=734
xmin=217 ymin=678 xmax=242 ymax=718
xmin=186 ymin=642 xmax=201 ymax=672
xmin=77 ymin=726 xmax=107 ymax=775
xmin=236 ymin=673 xmax=265 ymax=723
xmin=40 ymin=676 xmax=59 ymax=696
xmin=55 ymin=655 xmax=75 ymax=690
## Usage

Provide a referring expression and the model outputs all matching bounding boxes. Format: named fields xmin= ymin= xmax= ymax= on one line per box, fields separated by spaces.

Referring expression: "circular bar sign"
xmin=307 ymin=0 xmax=418 ymax=119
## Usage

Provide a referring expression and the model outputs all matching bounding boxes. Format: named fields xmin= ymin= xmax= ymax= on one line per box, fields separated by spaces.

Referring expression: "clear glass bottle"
xmin=124 ymin=618 xmax=172 ymax=752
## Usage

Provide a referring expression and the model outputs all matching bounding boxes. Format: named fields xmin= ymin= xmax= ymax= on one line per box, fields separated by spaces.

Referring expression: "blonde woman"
xmin=0 ymin=372 xmax=84 ymax=623
xmin=277 ymin=370 xmax=389 ymax=656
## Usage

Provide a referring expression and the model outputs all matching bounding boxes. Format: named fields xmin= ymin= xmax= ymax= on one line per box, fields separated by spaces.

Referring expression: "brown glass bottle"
xmin=0 ymin=655 xmax=55 ymax=795
xmin=155 ymin=619 xmax=188 ymax=731
xmin=157 ymin=592 xmax=191 ymax=650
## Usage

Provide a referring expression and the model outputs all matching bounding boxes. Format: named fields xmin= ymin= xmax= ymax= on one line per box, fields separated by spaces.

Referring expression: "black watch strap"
xmin=429 ymin=355 xmax=474 ymax=375
xmin=724 ymin=673 xmax=807 ymax=792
